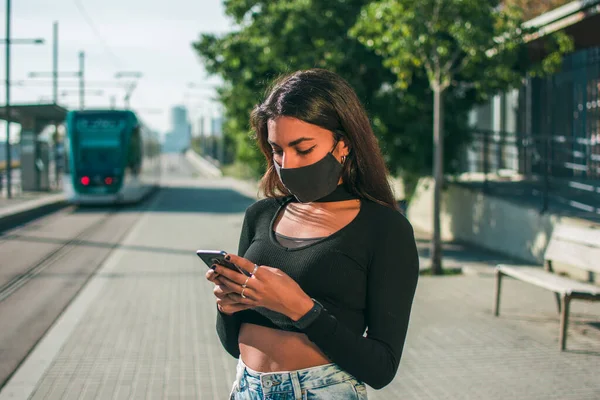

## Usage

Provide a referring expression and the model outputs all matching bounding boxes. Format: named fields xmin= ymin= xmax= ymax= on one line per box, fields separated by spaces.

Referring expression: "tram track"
xmin=0 ymin=209 xmax=118 ymax=303
xmin=0 ymin=205 xmax=76 ymax=247
xmin=0 ymin=197 xmax=156 ymax=391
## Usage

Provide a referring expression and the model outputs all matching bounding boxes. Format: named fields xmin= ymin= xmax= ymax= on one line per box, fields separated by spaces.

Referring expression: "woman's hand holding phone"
xmin=212 ymin=254 xmax=314 ymax=321
xmin=205 ymin=267 xmax=254 ymax=315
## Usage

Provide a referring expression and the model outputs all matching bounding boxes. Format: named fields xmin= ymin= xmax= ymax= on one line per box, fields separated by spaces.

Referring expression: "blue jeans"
xmin=229 ymin=358 xmax=368 ymax=400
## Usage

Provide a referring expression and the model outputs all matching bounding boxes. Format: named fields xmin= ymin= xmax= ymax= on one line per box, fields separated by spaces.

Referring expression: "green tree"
xmin=193 ymin=0 xmax=481 ymax=199
xmin=351 ymin=0 xmax=573 ymax=274
xmin=196 ymin=1 xmax=499 ymax=198
xmin=193 ymin=0 xmax=396 ymax=176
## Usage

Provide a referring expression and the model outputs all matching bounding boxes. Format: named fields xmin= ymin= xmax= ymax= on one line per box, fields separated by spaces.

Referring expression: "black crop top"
xmin=215 ymin=196 xmax=419 ymax=389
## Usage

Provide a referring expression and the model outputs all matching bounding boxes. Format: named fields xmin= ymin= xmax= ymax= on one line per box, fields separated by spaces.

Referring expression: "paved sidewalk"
xmin=0 ymin=178 xmax=598 ymax=399
xmin=389 ymin=274 xmax=600 ymax=400
xmin=0 ymin=178 xmax=255 ymax=400
xmin=413 ymin=228 xmax=527 ymax=275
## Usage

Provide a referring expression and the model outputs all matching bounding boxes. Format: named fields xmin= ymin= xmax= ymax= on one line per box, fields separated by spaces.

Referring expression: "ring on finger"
xmin=241 ymin=287 xmax=247 ymax=299
xmin=242 ymin=276 xmax=250 ymax=289
xmin=251 ymin=264 xmax=260 ymax=276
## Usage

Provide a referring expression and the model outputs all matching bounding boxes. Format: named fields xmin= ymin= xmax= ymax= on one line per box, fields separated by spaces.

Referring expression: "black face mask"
xmin=274 ymin=149 xmax=343 ymax=203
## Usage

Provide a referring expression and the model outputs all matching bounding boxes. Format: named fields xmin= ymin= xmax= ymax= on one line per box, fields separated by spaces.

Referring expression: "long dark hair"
xmin=250 ymin=69 xmax=398 ymax=210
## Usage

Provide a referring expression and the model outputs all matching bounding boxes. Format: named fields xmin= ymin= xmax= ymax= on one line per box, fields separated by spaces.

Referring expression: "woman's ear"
xmin=339 ymin=137 xmax=351 ymax=157
xmin=333 ymin=130 xmax=351 ymax=157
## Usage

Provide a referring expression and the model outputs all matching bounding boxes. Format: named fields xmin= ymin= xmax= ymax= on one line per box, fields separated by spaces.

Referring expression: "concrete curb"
xmin=0 ymin=194 xmax=68 ymax=231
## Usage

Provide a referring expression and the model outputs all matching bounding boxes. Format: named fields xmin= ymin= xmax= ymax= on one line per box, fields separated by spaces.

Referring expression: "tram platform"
xmin=0 ymin=191 xmax=67 ymax=230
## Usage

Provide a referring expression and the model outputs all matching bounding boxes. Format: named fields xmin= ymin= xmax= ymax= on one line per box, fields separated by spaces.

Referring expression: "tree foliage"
xmin=350 ymin=0 xmax=572 ymax=171
xmin=193 ymin=0 xmax=396 ymax=176
xmin=193 ymin=0 xmax=574 ymax=182
xmin=350 ymin=0 xmax=573 ymax=274
xmin=351 ymin=0 xmax=572 ymax=97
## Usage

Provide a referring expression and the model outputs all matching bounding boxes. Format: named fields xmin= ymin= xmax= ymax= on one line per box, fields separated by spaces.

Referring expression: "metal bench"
xmin=493 ymin=223 xmax=600 ymax=350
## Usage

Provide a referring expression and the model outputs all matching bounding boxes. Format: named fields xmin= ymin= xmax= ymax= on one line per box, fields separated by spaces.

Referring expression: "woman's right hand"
xmin=206 ymin=268 xmax=253 ymax=315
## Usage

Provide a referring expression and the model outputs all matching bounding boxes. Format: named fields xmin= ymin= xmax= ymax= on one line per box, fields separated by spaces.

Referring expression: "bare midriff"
xmin=238 ymin=323 xmax=331 ymax=372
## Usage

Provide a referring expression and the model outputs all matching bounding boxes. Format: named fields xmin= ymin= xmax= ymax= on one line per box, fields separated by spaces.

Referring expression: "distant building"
xmin=171 ymin=106 xmax=187 ymax=130
xmin=163 ymin=105 xmax=191 ymax=153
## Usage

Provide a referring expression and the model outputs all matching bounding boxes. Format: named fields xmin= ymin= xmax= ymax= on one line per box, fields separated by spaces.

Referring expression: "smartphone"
xmin=196 ymin=250 xmax=252 ymax=277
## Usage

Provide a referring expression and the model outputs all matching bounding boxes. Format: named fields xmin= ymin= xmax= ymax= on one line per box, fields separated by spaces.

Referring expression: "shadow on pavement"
xmin=0 ymin=234 xmax=198 ymax=257
xmin=73 ymin=185 xmax=257 ymax=215
xmin=414 ymin=230 xmax=527 ymax=268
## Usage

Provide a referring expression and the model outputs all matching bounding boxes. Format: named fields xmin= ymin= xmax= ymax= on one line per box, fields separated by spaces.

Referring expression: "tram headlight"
xmin=104 ymin=177 xmax=113 ymax=185
xmin=81 ymin=176 xmax=90 ymax=186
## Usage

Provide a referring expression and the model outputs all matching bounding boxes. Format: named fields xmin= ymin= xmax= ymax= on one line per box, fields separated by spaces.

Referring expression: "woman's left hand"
xmin=213 ymin=253 xmax=315 ymax=321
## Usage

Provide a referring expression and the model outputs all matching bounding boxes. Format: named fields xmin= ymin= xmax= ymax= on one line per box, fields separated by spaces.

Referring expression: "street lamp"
xmin=0 ymin=38 xmax=44 ymax=45
xmin=1 ymin=0 xmax=46 ymax=198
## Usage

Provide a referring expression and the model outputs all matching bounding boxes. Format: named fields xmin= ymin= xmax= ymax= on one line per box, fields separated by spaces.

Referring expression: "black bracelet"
xmin=293 ymin=299 xmax=323 ymax=330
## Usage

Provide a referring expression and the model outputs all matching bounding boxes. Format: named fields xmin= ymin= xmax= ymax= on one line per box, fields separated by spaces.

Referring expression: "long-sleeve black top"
xmin=216 ymin=196 xmax=419 ymax=389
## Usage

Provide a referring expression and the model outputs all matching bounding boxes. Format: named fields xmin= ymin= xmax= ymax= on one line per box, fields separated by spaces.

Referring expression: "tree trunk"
xmin=430 ymin=86 xmax=444 ymax=275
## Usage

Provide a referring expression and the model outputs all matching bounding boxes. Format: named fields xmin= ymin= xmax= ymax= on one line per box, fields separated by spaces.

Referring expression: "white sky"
xmin=0 ymin=0 xmax=234 ymax=140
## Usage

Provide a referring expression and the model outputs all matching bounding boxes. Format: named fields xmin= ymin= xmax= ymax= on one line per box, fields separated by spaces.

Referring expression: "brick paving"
xmin=1 ymin=176 xmax=599 ymax=399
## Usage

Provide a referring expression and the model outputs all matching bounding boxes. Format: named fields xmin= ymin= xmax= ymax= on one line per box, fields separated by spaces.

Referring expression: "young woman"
xmin=206 ymin=69 xmax=419 ymax=399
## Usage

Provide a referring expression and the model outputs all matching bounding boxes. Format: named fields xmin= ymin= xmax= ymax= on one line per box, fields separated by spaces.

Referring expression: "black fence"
xmin=462 ymin=129 xmax=600 ymax=220
xmin=459 ymin=47 xmax=600 ymax=221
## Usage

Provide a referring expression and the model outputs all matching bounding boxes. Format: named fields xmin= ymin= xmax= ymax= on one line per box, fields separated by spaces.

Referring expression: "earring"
xmin=341 ymin=155 xmax=346 ymax=164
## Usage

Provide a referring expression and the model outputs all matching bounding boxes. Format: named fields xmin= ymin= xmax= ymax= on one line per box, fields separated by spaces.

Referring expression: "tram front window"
xmin=74 ymin=115 xmax=126 ymax=184
xmin=78 ymin=147 xmax=122 ymax=173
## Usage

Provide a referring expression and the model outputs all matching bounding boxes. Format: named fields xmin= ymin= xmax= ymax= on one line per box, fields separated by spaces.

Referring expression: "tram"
xmin=63 ymin=109 xmax=161 ymax=205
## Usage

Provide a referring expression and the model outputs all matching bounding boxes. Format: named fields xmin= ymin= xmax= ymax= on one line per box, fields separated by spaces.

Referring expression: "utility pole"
xmin=27 ymin=47 xmax=86 ymax=190
xmin=1 ymin=1 xmax=44 ymax=198
xmin=52 ymin=21 xmax=58 ymax=103
xmin=79 ymin=51 xmax=84 ymax=109
xmin=28 ymin=50 xmax=86 ymax=108
xmin=52 ymin=21 xmax=58 ymax=189
xmin=5 ymin=0 xmax=10 ymax=198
